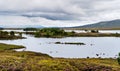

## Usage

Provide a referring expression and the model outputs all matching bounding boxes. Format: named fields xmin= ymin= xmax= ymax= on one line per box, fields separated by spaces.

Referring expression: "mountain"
xmin=76 ymin=19 xmax=120 ymax=28
xmin=0 ymin=25 xmax=44 ymax=28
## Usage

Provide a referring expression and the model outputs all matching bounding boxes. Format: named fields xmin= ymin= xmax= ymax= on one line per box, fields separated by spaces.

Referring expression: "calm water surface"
xmin=0 ymin=30 xmax=120 ymax=58
xmin=65 ymin=30 xmax=120 ymax=33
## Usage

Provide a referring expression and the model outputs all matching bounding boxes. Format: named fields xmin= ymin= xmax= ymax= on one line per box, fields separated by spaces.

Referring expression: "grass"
xmin=0 ymin=36 xmax=25 ymax=40
xmin=33 ymin=28 xmax=120 ymax=38
xmin=0 ymin=43 xmax=25 ymax=51
xmin=0 ymin=43 xmax=120 ymax=71
xmin=0 ymin=51 xmax=120 ymax=71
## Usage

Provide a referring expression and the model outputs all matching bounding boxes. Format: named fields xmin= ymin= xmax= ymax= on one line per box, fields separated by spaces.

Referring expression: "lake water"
xmin=0 ymin=30 xmax=120 ymax=58
xmin=65 ymin=30 xmax=120 ymax=33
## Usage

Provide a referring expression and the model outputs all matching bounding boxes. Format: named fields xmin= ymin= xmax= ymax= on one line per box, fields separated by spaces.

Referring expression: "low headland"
xmin=0 ymin=43 xmax=25 ymax=51
xmin=0 ymin=31 xmax=25 ymax=40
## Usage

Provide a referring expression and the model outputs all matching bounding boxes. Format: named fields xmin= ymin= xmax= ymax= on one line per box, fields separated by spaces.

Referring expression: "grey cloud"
xmin=0 ymin=0 xmax=120 ymax=27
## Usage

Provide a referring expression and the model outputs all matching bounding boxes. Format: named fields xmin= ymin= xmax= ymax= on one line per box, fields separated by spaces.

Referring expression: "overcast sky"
xmin=0 ymin=0 xmax=120 ymax=27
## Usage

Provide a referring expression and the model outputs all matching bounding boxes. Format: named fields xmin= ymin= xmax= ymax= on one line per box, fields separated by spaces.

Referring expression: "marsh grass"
xmin=33 ymin=28 xmax=120 ymax=38
xmin=0 ymin=51 xmax=120 ymax=71
xmin=0 ymin=43 xmax=120 ymax=71
xmin=0 ymin=43 xmax=25 ymax=51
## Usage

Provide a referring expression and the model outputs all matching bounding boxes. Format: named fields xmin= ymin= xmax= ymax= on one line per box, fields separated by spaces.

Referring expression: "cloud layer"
xmin=0 ymin=0 xmax=120 ymax=27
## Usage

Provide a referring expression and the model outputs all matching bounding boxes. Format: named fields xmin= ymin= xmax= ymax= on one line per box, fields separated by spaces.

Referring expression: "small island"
xmin=34 ymin=28 xmax=69 ymax=38
xmin=55 ymin=42 xmax=85 ymax=45
xmin=23 ymin=28 xmax=120 ymax=38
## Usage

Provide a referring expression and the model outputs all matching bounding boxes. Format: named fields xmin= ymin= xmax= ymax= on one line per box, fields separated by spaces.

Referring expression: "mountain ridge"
xmin=0 ymin=25 xmax=44 ymax=28
xmin=75 ymin=19 xmax=120 ymax=28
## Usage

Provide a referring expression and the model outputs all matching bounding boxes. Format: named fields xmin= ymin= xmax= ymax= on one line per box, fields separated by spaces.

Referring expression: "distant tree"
xmin=71 ymin=31 xmax=75 ymax=34
xmin=35 ymin=28 xmax=73 ymax=37
xmin=0 ymin=31 xmax=3 ymax=37
xmin=85 ymin=30 xmax=89 ymax=33
xmin=35 ymin=32 xmax=41 ymax=37
xmin=45 ymin=32 xmax=50 ymax=37
xmin=3 ymin=31 xmax=9 ymax=36
xmin=10 ymin=31 xmax=15 ymax=36
xmin=0 ymin=31 xmax=8 ymax=36
xmin=96 ymin=30 xmax=99 ymax=33
xmin=117 ymin=53 xmax=120 ymax=65
xmin=85 ymin=30 xmax=87 ymax=32
xmin=91 ymin=30 xmax=99 ymax=33
xmin=0 ymin=31 xmax=3 ymax=35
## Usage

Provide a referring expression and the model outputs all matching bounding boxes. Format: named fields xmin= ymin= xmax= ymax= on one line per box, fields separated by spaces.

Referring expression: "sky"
xmin=0 ymin=0 xmax=120 ymax=27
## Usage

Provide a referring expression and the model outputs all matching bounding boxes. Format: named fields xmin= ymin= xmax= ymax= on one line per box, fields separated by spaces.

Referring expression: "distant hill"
xmin=0 ymin=27 xmax=3 ymax=30
xmin=0 ymin=25 xmax=44 ymax=28
xmin=75 ymin=19 xmax=120 ymax=28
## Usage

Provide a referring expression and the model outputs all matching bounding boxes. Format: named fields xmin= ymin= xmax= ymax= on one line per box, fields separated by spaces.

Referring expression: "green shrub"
xmin=35 ymin=28 xmax=66 ymax=37
xmin=0 ymin=31 xmax=9 ymax=36
xmin=117 ymin=53 xmax=120 ymax=65
xmin=10 ymin=31 xmax=15 ymax=36
xmin=91 ymin=30 xmax=99 ymax=33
